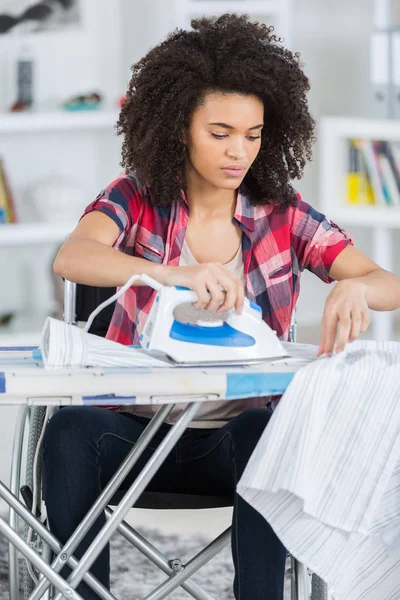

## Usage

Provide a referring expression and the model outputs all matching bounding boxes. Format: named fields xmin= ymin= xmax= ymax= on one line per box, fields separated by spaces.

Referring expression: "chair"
xmin=8 ymin=279 xmax=329 ymax=600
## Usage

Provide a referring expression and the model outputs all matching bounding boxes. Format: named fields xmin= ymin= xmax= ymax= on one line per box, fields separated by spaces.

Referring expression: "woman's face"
xmin=184 ymin=91 xmax=264 ymax=192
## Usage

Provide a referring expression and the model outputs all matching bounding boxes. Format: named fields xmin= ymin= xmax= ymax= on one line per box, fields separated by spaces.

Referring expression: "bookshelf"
xmin=0 ymin=109 xmax=119 ymax=134
xmin=319 ymin=115 xmax=400 ymax=341
xmin=0 ymin=109 xmax=119 ymax=244
xmin=0 ymin=108 xmax=120 ymax=327
xmin=0 ymin=223 xmax=74 ymax=246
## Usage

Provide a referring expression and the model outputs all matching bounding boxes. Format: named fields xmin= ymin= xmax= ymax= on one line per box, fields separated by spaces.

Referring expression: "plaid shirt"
xmin=82 ymin=171 xmax=354 ymax=345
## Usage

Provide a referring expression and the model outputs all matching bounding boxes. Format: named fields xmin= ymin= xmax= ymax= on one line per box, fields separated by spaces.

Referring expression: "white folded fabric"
xmin=40 ymin=317 xmax=170 ymax=369
xmin=237 ymin=340 xmax=400 ymax=600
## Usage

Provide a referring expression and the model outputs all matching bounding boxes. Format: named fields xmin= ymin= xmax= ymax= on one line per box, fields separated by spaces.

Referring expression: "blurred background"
xmin=0 ymin=0 xmax=399 ymax=504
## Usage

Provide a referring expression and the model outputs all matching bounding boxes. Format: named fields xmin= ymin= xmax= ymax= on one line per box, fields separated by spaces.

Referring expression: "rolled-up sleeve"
xmin=290 ymin=193 xmax=354 ymax=283
xmin=80 ymin=172 xmax=143 ymax=246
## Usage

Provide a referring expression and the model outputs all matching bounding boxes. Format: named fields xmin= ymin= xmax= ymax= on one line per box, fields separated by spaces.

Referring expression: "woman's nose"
xmin=227 ymin=142 xmax=246 ymax=159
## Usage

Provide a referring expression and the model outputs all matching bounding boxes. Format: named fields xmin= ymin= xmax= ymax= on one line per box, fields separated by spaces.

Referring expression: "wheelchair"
xmin=8 ymin=280 xmax=329 ymax=600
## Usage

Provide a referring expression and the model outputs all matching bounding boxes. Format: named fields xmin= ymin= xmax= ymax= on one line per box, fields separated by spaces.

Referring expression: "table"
xmin=0 ymin=344 xmax=315 ymax=600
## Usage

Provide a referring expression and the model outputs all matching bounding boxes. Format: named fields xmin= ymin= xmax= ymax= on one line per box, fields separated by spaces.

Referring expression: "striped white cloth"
xmin=40 ymin=317 xmax=170 ymax=368
xmin=40 ymin=316 xmax=318 ymax=372
xmin=237 ymin=339 xmax=400 ymax=600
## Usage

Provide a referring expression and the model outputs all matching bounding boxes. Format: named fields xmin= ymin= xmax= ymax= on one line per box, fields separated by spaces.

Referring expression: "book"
xmin=356 ymin=139 xmax=387 ymax=206
xmin=348 ymin=139 xmax=376 ymax=205
xmin=359 ymin=149 xmax=375 ymax=205
xmin=0 ymin=159 xmax=17 ymax=223
xmin=385 ymin=141 xmax=400 ymax=192
xmin=388 ymin=141 xmax=400 ymax=199
xmin=372 ymin=141 xmax=392 ymax=205
xmin=379 ymin=153 xmax=400 ymax=206
xmin=0 ymin=161 xmax=8 ymax=224
xmin=346 ymin=140 xmax=361 ymax=204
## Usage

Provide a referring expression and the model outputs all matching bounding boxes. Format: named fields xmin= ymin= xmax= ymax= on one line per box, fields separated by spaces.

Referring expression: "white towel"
xmin=237 ymin=340 xmax=400 ymax=600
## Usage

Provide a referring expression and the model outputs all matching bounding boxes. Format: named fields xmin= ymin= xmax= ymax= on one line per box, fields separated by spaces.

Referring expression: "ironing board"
xmin=0 ymin=344 xmax=314 ymax=600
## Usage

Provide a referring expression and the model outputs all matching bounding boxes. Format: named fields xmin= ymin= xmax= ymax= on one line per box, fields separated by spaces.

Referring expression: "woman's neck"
xmin=184 ymin=170 xmax=237 ymax=221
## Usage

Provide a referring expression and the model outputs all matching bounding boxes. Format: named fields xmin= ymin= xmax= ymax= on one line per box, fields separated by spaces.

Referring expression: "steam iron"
xmin=140 ymin=284 xmax=289 ymax=366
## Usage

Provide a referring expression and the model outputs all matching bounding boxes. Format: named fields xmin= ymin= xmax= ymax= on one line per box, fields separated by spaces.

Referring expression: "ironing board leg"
xmin=296 ymin=559 xmax=310 ymax=600
xmin=29 ymin=401 xmax=176 ymax=600
xmin=290 ymin=555 xmax=297 ymax=600
xmin=108 ymin=506 xmax=228 ymax=600
xmin=0 ymin=514 xmax=84 ymax=600
xmin=52 ymin=400 xmax=204 ymax=600
xmin=142 ymin=527 xmax=231 ymax=600
xmin=0 ymin=480 xmax=117 ymax=600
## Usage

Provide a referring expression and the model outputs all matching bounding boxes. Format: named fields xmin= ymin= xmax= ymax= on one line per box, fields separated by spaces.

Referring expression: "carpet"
xmin=0 ymin=527 xmax=292 ymax=599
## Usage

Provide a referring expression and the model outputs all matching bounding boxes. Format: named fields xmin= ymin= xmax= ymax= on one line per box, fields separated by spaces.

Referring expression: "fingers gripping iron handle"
xmin=160 ymin=263 xmax=244 ymax=314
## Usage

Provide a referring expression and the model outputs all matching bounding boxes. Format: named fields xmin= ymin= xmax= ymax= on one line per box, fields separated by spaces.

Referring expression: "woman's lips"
xmin=221 ymin=167 xmax=245 ymax=177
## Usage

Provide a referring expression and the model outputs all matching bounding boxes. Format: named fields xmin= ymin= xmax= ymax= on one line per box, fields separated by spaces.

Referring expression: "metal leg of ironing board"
xmin=40 ymin=541 xmax=54 ymax=600
xmin=52 ymin=400 xmax=203 ymax=600
xmin=107 ymin=506 xmax=229 ymax=600
xmin=290 ymin=555 xmax=297 ymax=600
xmin=1 ymin=401 xmax=176 ymax=600
xmin=142 ymin=526 xmax=231 ymax=600
xmin=0 ymin=480 xmax=117 ymax=600
xmin=0 ymin=513 xmax=84 ymax=600
xmin=296 ymin=559 xmax=310 ymax=600
xmin=8 ymin=405 xmax=29 ymax=600
xmin=29 ymin=401 xmax=176 ymax=600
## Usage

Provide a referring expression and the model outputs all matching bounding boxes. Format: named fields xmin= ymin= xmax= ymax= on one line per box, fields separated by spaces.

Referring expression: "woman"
xmin=44 ymin=14 xmax=391 ymax=600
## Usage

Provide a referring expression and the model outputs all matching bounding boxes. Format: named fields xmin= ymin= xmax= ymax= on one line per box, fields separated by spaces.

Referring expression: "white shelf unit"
xmin=0 ymin=223 xmax=75 ymax=246
xmin=174 ymin=0 xmax=292 ymax=46
xmin=319 ymin=115 xmax=400 ymax=341
xmin=0 ymin=109 xmax=119 ymax=134
xmin=0 ymin=109 xmax=119 ymax=246
xmin=1 ymin=109 xmax=121 ymax=328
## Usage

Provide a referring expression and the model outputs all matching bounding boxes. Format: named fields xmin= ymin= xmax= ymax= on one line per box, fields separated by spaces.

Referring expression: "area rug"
xmin=0 ymin=527 xmax=292 ymax=598
xmin=0 ymin=527 xmax=235 ymax=599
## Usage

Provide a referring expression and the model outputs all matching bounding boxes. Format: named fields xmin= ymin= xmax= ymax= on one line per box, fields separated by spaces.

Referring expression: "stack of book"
xmin=346 ymin=139 xmax=400 ymax=207
xmin=0 ymin=159 xmax=17 ymax=223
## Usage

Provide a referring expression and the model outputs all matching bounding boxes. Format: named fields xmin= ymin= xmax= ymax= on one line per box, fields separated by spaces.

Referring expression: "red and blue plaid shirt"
xmin=82 ymin=171 xmax=354 ymax=345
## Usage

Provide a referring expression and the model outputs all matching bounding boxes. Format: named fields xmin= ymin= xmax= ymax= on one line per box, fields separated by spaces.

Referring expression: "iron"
xmin=140 ymin=284 xmax=289 ymax=366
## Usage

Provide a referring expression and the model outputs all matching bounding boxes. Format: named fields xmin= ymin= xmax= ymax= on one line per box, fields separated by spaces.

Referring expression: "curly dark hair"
xmin=117 ymin=13 xmax=316 ymax=212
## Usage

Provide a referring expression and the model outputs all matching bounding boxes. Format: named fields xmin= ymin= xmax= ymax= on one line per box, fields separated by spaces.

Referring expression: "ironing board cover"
xmin=0 ymin=342 xmax=317 ymax=405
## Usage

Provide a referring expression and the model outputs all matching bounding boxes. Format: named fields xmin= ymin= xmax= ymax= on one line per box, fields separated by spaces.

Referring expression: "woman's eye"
xmin=211 ymin=133 xmax=261 ymax=141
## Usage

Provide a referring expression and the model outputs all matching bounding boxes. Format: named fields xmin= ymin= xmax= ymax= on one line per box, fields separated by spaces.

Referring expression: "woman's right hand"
xmin=160 ymin=263 xmax=245 ymax=315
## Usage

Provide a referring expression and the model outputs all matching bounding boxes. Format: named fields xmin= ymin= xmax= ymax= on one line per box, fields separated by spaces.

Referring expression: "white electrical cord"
xmin=83 ymin=273 xmax=162 ymax=333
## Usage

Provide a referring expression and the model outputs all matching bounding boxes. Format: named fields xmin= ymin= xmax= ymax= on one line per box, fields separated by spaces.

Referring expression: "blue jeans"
xmin=43 ymin=405 xmax=286 ymax=600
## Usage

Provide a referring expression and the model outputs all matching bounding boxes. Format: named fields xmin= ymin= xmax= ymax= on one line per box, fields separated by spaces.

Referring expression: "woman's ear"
xmin=181 ymin=128 xmax=187 ymax=145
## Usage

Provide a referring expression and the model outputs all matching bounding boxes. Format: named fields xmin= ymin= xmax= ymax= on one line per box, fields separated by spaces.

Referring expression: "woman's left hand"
xmin=317 ymin=279 xmax=371 ymax=357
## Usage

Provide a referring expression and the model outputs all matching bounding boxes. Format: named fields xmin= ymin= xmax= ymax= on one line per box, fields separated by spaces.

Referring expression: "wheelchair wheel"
xmin=21 ymin=406 xmax=47 ymax=600
xmin=9 ymin=406 xmax=28 ymax=600
xmin=311 ymin=573 xmax=329 ymax=600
